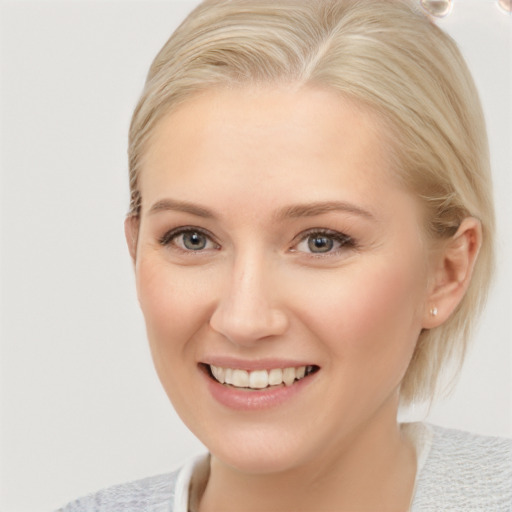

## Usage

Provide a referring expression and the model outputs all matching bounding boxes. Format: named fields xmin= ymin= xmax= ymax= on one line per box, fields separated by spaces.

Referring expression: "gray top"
xmin=57 ymin=423 xmax=512 ymax=511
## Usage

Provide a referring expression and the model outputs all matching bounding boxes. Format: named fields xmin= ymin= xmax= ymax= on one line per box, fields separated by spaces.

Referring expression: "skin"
xmin=126 ymin=86 xmax=481 ymax=511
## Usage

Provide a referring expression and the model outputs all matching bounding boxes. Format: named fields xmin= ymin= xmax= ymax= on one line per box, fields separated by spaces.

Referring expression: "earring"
xmin=430 ymin=307 xmax=438 ymax=317
xmin=420 ymin=0 xmax=453 ymax=18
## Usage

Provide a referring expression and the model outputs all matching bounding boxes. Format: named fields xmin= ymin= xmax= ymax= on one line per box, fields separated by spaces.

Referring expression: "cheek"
xmin=348 ymin=264 xmax=424 ymax=340
xmin=135 ymin=257 xmax=212 ymax=372
xmin=295 ymin=257 xmax=426 ymax=366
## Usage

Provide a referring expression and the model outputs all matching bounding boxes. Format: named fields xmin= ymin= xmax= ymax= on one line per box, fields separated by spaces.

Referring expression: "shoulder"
xmin=56 ymin=454 xmax=208 ymax=512
xmin=56 ymin=470 xmax=180 ymax=512
xmin=412 ymin=423 xmax=512 ymax=511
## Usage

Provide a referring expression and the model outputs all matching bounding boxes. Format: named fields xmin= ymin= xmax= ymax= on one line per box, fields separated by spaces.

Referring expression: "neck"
xmin=198 ymin=400 xmax=417 ymax=512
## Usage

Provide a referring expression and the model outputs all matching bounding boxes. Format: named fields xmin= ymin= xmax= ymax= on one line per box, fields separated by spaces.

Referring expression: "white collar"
xmin=173 ymin=454 xmax=209 ymax=512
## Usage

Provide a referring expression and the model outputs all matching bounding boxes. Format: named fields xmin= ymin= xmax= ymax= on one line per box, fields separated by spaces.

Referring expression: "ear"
xmin=124 ymin=215 xmax=140 ymax=264
xmin=423 ymin=217 xmax=482 ymax=329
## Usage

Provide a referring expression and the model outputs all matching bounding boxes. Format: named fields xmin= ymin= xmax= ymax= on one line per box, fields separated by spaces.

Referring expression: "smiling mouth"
xmin=203 ymin=364 xmax=319 ymax=390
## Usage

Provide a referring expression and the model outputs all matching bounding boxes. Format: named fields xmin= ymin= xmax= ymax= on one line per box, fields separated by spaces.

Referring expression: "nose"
xmin=209 ymin=254 xmax=289 ymax=346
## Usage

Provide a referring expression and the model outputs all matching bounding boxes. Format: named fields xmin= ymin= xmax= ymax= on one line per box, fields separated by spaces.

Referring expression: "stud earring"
xmin=430 ymin=307 xmax=438 ymax=317
xmin=420 ymin=0 xmax=453 ymax=18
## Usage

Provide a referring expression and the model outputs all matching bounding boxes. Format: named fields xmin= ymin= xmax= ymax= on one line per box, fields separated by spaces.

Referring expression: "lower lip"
xmin=202 ymin=369 xmax=317 ymax=411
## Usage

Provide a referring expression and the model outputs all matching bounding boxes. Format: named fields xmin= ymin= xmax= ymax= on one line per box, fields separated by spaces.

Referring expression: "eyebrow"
xmin=274 ymin=201 xmax=376 ymax=222
xmin=148 ymin=198 xmax=375 ymax=221
xmin=148 ymin=199 xmax=215 ymax=218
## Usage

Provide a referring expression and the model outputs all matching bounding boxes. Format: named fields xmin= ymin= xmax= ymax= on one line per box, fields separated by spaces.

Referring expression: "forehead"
xmin=139 ymin=85 xmax=413 ymax=222
xmin=145 ymin=85 xmax=387 ymax=160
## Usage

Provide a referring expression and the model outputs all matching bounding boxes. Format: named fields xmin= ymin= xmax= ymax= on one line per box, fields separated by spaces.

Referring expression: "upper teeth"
xmin=210 ymin=365 xmax=309 ymax=389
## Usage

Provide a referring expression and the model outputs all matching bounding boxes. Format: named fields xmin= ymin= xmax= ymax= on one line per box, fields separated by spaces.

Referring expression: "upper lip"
xmin=200 ymin=356 xmax=318 ymax=371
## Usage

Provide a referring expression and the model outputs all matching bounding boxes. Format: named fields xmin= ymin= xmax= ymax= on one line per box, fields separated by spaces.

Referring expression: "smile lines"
xmin=208 ymin=364 xmax=318 ymax=389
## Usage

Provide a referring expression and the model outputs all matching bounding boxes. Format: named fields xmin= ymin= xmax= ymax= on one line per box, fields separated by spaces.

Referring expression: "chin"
xmin=200 ymin=422 xmax=320 ymax=475
xmin=213 ymin=447 xmax=305 ymax=475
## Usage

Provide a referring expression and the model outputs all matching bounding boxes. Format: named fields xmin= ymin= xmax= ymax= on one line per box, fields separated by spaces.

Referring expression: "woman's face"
xmin=131 ymin=86 xmax=434 ymax=473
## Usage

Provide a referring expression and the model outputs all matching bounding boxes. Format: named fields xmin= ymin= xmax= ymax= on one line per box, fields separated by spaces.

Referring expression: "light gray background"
xmin=0 ymin=1 xmax=510 ymax=511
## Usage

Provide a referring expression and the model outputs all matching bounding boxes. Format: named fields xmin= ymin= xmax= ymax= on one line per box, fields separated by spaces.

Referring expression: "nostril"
xmin=209 ymin=304 xmax=289 ymax=345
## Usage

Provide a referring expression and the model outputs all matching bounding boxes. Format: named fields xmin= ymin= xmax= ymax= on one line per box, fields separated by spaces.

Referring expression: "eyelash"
xmin=158 ymin=227 xmax=356 ymax=256
xmin=158 ymin=226 xmax=219 ymax=253
xmin=292 ymin=229 xmax=356 ymax=256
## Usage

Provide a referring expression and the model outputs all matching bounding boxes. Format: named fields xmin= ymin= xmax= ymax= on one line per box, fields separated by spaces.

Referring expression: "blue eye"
xmin=160 ymin=228 xmax=218 ymax=252
xmin=295 ymin=230 xmax=354 ymax=255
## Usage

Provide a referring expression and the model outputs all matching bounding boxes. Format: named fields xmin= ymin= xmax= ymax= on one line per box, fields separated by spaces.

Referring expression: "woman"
xmin=60 ymin=0 xmax=511 ymax=510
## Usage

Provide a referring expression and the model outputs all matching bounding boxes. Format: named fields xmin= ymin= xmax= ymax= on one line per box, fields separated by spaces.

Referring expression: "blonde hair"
xmin=128 ymin=0 xmax=494 ymax=404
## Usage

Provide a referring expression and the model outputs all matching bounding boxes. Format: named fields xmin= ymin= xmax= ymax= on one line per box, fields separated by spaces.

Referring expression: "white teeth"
xmin=209 ymin=364 xmax=313 ymax=389
xmin=283 ymin=367 xmax=295 ymax=387
xmin=249 ymin=370 xmax=269 ymax=389
xmin=210 ymin=365 xmax=225 ymax=384
xmin=296 ymin=366 xmax=306 ymax=379
xmin=232 ymin=369 xmax=249 ymax=387
xmin=268 ymin=368 xmax=283 ymax=386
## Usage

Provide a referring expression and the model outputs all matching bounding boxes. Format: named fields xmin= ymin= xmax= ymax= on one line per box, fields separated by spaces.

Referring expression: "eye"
xmin=293 ymin=230 xmax=354 ymax=255
xmin=159 ymin=227 xmax=218 ymax=252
